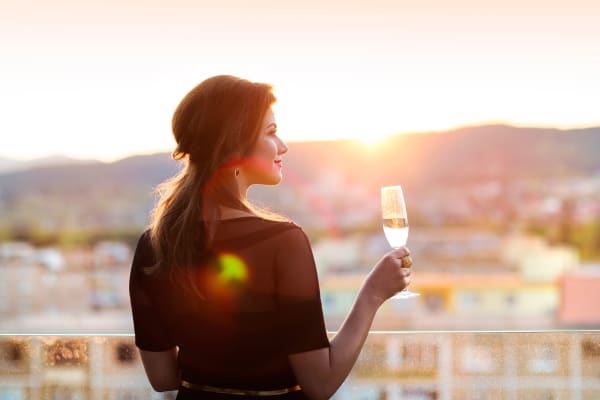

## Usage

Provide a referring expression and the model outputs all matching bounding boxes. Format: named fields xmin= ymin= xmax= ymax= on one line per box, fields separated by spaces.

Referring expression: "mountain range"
xmin=0 ymin=155 xmax=97 ymax=174
xmin=1 ymin=124 xmax=599 ymax=197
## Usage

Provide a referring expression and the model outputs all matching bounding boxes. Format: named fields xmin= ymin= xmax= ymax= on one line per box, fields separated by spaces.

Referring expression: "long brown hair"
xmin=148 ymin=75 xmax=279 ymax=280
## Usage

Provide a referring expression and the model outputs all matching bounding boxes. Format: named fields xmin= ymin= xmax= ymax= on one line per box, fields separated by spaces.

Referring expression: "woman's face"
xmin=243 ymin=107 xmax=288 ymax=186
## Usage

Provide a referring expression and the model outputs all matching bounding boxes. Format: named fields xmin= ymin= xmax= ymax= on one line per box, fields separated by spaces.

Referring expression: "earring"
xmin=235 ymin=168 xmax=240 ymax=177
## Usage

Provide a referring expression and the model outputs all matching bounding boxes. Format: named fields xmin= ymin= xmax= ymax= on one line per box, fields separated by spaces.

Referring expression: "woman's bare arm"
xmin=138 ymin=347 xmax=180 ymax=392
xmin=289 ymin=248 xmax=411 ymax=400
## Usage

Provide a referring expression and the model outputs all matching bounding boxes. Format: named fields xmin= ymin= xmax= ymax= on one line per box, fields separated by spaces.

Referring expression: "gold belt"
xmin=181 ymin=380 xmax=302 ymax=396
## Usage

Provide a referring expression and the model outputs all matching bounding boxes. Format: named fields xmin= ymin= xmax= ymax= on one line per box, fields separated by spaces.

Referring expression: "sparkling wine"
xmin=383 ymin=217 xmax=409 ymax=249
xmin=381 ymin=185 xmax=419 ymax=299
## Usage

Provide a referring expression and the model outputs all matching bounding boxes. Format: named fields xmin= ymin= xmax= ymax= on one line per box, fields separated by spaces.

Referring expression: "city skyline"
xmin=2 ymin=0 xmax=600 ymax=161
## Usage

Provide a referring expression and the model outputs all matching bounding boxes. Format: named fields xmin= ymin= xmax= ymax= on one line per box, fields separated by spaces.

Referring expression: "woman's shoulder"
xmin=131 ymin=228 xmax=159 ymax=268
xmin=211 ymin=216 xmax=306 ymax=251
xmin=248 ymin=215 xmax=304 ymax=234
xmin=251 ymin=217 xmax=313 ymax=247
xmin=135 ymin=228 xmax=152 ymax=250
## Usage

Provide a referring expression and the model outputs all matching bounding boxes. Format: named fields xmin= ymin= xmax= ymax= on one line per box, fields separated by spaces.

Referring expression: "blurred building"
xmin=502 ymin=234 xmax=579 ymax=282
xmin=559 ymin=265 xmax=600 ymax=327
xmin=321 ymin=269 xmax=559 ymax=332
xmin=343 ymin=331 xmax=600 ymax=400
xmin=320 ymin=230 xmax=581 ymax=331
xmin=2 ymin=333 xmax=599 ymax=400
xmin=0 ymin=242 xmax=41 ymax=319
xmin=0 ymin=240 xmax=132 ymax=333
xmin=0 ymin=336 xmax=173 ymax=400
xmin=1 ymin=227 xmax=592 ymax=334
xmin=90 ymin=241 xmax=131 ymax=311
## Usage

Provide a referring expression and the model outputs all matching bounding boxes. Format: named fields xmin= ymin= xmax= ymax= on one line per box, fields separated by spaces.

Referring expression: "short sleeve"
xmin=275 ymin=226 xmax=330 ymax=355
xmin=129 ymin=231 xmax=175 ymax=351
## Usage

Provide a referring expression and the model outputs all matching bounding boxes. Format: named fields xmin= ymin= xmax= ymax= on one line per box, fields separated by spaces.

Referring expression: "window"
xmin=385 ymin=339 xmax=438 ymax=373
xmin=527 ymin=345 xmax=558 ymax=374
xmin=356 ymin=340 xmax=387 ymax=376
xmin=0 ymin=341 xmax=27 ymax=372
xmin=457 ymin=292 xmax=483 ymax=311
xmin=400 ymin=343 xmax=437 ymax=370
xmin=460 ymin=345 xmax=498 ymax=374
xmin=115 ymin=342 xmax=136 ymax=364
xmin=1 ymin=342 xmax=24 ymax=363
xmin=44 ymin=340 xmax=88 ymax=367
xmin=505 ymin=293 xmax=517 ymax=308
xmin=423 ymin=293 xmax=445 ymax=313
xmin=582 ymin=339 xmax=600 ymax=358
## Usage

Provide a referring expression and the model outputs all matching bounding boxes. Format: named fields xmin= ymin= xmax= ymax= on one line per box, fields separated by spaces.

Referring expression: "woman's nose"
xmin=278 ymin=139 xmax=288 ymax=155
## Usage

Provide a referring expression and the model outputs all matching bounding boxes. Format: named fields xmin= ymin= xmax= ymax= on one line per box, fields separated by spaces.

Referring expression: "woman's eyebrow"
xmin=266 ymin=122 xmax=277 ymax=130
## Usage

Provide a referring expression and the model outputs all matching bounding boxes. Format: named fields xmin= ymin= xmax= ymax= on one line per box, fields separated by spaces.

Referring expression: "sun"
xmin=357 ymin=132 xmax=391 ymax=145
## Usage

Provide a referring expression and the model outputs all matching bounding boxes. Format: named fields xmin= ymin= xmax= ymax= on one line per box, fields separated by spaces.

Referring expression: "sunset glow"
xmin=1 ymin=0 xmax=599 ymax=161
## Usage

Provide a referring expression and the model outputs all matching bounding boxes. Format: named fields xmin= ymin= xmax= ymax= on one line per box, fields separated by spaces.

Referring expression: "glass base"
xmin=391 ymin=290 xmax=420 ymax=299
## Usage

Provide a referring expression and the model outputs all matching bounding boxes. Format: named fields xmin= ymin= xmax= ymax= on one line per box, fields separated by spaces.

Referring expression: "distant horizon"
xmin=2 ymin=121 xmax=599 ymax=164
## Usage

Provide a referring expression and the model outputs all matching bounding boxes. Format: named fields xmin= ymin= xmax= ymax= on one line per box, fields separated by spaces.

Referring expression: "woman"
xmin=129 ymin=75 xmax=412 ymax=400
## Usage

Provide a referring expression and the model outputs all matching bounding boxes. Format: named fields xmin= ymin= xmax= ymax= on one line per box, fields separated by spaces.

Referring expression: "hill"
xmin=284 ymin=124 xmax=600 ymax=188
xmin=1 ymin=125 xmax=599 ymax=233
xmin=2 ymin=124 xmax=599 ymax=195
xmin=0 ymin=155 xmax=96 ymax=174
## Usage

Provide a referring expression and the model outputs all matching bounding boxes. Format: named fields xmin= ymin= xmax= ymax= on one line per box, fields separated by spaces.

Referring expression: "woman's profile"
xmin=129 ymin=75 xmax=412 ymax=399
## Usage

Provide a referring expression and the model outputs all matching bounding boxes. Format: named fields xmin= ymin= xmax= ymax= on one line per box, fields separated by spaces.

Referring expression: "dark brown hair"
xmin=148 ymin=75 xmax=278 ymax=280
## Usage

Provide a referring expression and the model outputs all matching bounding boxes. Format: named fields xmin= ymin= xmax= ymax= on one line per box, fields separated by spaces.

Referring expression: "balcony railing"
xmin=1 ymin=331 xmax=600 ymax=400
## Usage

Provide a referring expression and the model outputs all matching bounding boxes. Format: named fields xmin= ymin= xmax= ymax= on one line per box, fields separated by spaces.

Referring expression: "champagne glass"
xmin=381 ymin=185 xmax=419 ymax=299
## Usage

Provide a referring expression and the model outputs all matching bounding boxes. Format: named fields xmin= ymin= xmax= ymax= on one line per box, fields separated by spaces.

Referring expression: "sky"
xmin=1 ymin=0 xmax=599 ymax=161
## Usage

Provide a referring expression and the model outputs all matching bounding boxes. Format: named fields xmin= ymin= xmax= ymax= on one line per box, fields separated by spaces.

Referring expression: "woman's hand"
xmin=290 ymin=247 xmax=412 ymax=399
xmin=361 ymin=247 xmax=412 ymax=307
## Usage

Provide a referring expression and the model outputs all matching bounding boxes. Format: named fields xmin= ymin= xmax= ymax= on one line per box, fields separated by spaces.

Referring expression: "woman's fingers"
xmin=366 ymin=246 xmax=414 ymax=301
xmin=390 ymin=247 xmax=410 ymax=258
xmin=401 ymin=255 xmax=413 ymax=268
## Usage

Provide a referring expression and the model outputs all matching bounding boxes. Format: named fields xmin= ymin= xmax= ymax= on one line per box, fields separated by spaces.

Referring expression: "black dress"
xmin=129 ymin=216 xmax=331 ymax=399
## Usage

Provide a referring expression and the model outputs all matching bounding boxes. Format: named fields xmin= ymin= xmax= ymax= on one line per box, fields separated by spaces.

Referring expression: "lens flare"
xmin=216 ymin=253 xmax=248 ymax=283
